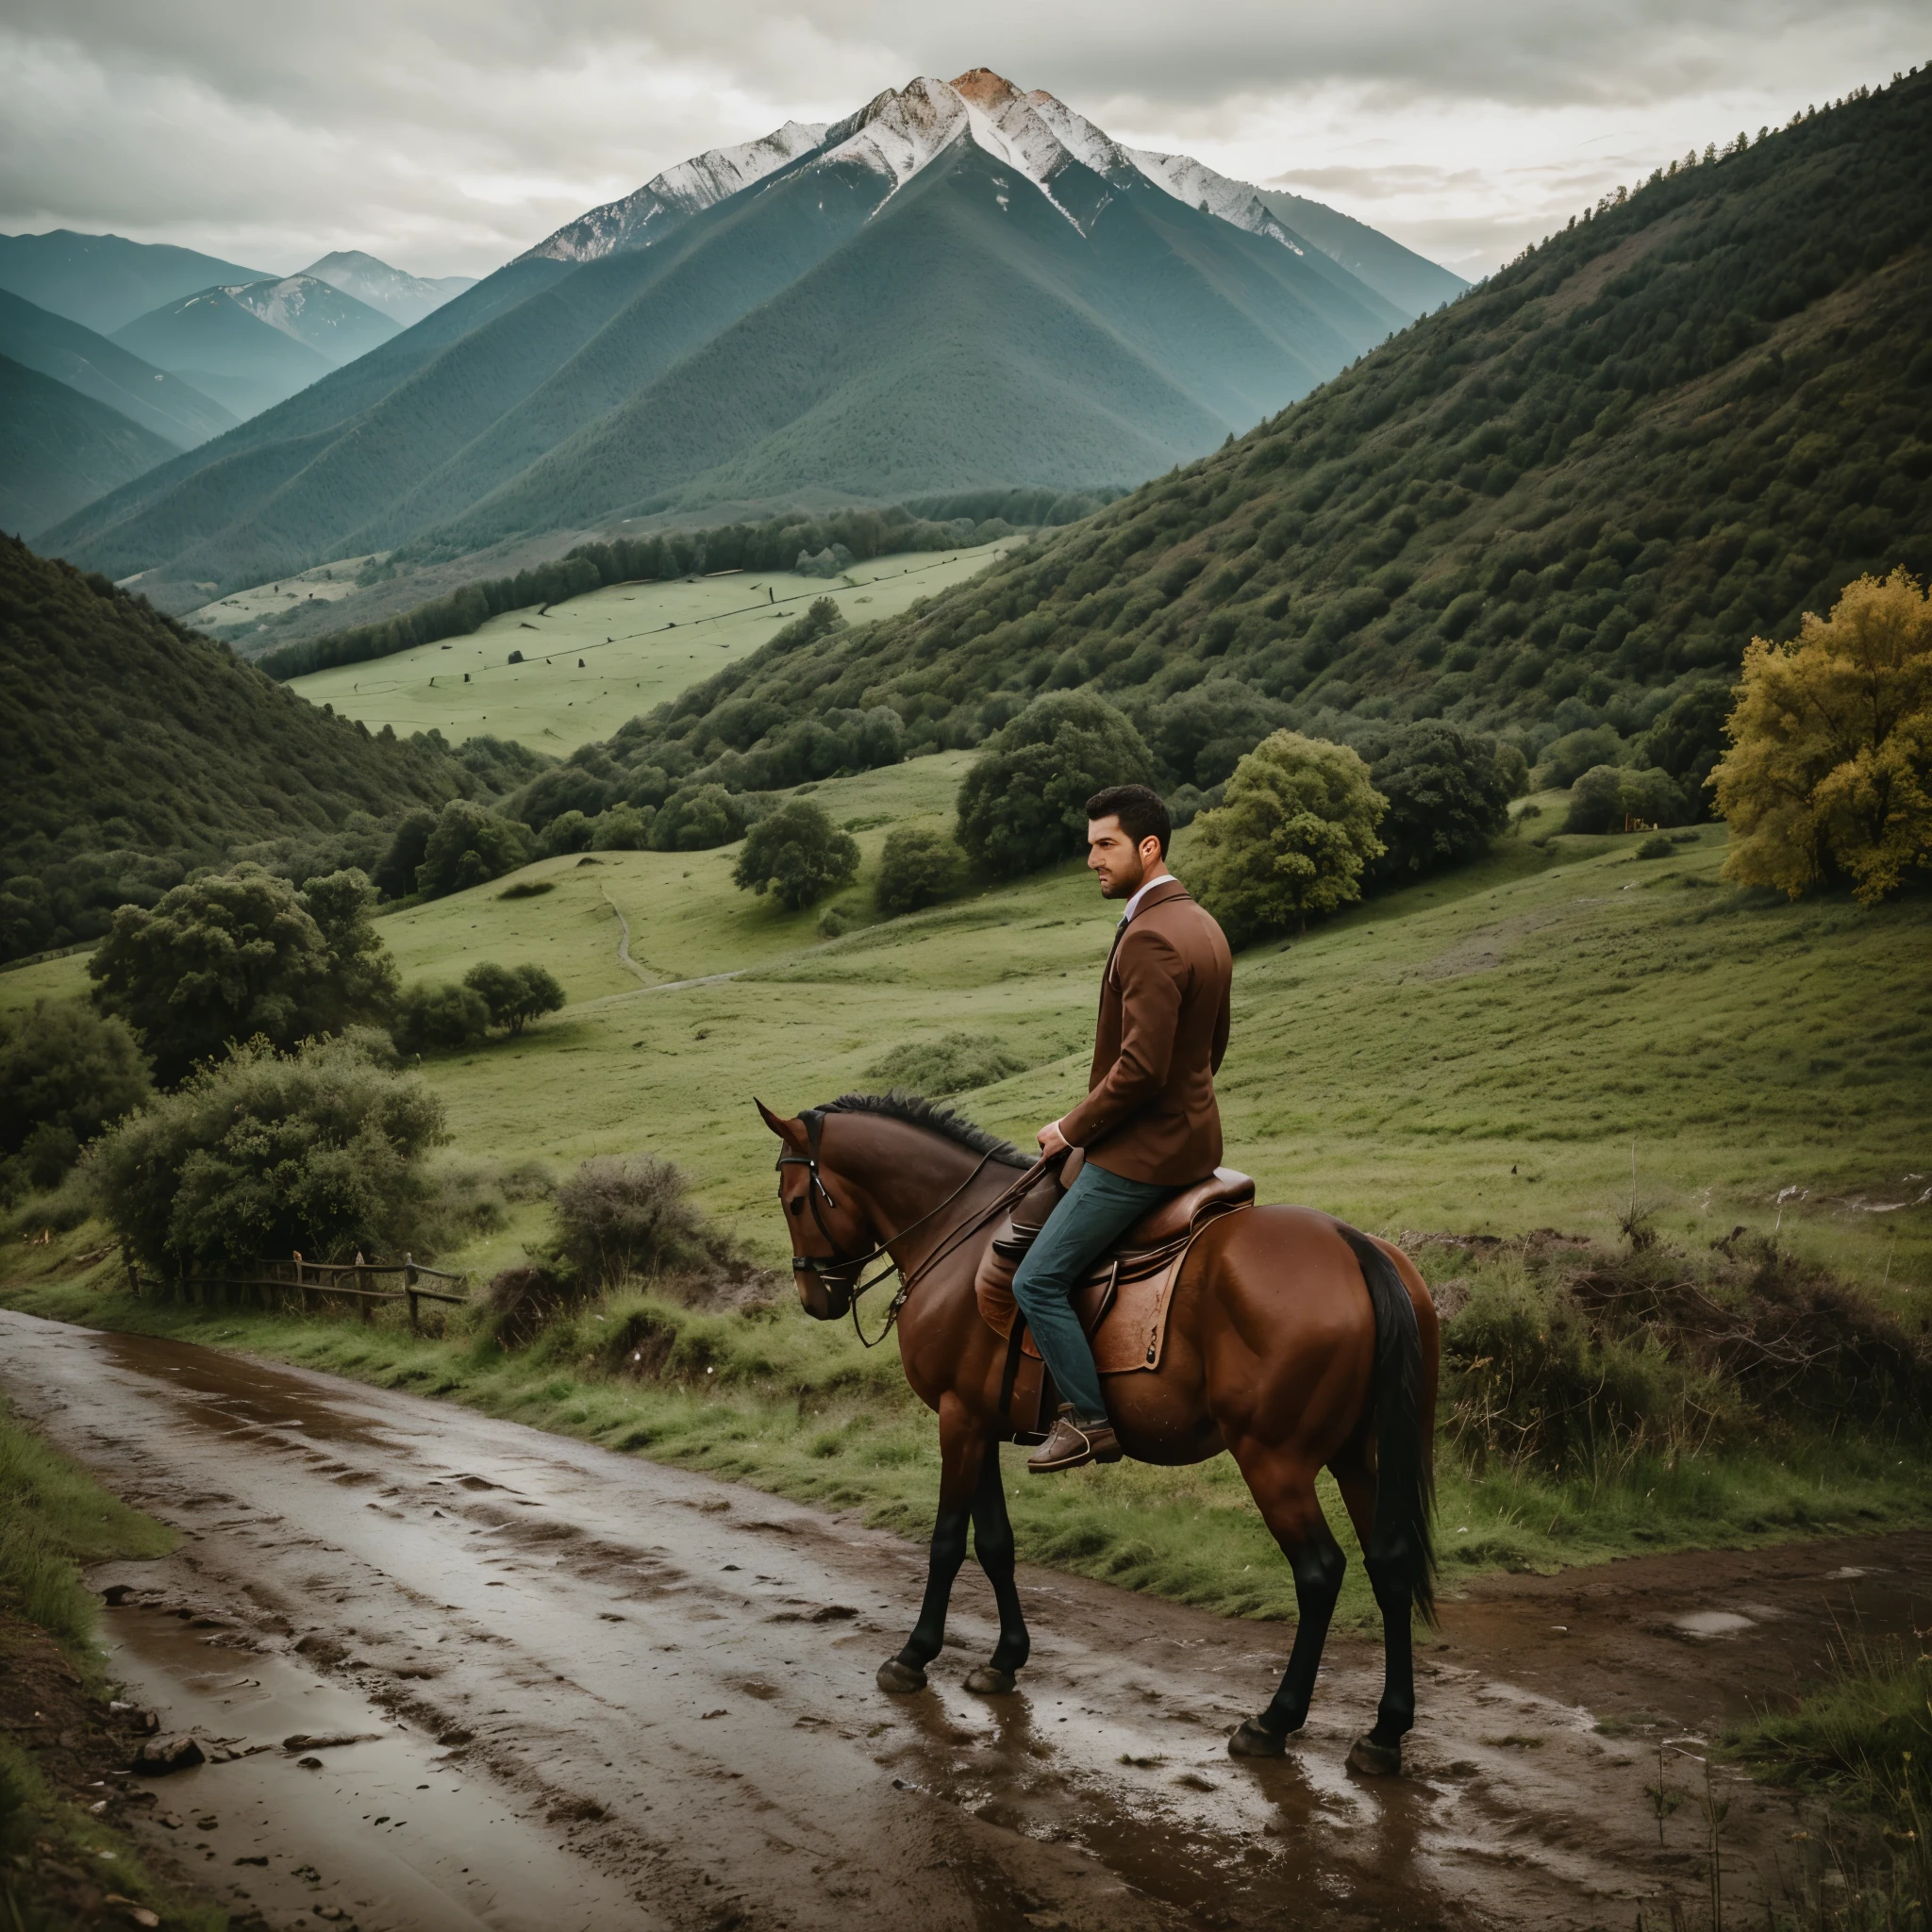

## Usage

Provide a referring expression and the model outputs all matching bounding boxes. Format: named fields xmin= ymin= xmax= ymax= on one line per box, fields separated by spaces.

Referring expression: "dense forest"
xmin=0 ymin=537 xmax=541 ymax=959
xmin=529 ymin=73 xmax=1929 ymax=815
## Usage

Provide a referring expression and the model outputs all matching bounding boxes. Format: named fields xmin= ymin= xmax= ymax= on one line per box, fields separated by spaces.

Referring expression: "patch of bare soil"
xmin=1 ymin=1309 xmax=1922 ymax=1931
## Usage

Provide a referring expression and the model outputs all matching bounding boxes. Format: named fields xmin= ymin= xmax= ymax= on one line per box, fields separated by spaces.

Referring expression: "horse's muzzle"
xmin=793 ymin=1264 xmax=854 ymax=1321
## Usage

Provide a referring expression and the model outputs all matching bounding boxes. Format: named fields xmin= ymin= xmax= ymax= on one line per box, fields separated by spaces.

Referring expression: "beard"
xmin=1099 ymin=850 xmax=1148 ymax=900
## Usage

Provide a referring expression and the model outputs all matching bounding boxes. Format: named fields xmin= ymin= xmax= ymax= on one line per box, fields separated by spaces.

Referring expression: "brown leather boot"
xmin=1026 ymin=1406 xmax=1123 ymax=1473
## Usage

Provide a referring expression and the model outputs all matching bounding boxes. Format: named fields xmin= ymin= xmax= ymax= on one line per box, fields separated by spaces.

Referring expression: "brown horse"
xmin=756 ymin=1091 xmax=1440 ymax=1773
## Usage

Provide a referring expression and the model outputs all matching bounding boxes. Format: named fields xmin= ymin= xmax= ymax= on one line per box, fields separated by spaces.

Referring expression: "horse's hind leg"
xmin=1333 ymin=1444 xmax=1414 ymax=1775
xmin=1227 ymin=1453 xmax=1347 ymax=1758
xmin=879 ymin=1398 xmax=982 ymax=1693
xmin=962 ymin=1442 xmax=1029 ymax=1694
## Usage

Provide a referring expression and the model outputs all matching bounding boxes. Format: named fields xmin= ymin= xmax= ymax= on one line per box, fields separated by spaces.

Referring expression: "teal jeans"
xmin=1010 ymin=1162 xmax=1177 ymax=1424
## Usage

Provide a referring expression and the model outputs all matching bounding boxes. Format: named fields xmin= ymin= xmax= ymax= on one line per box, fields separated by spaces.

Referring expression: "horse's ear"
xmin=755 ymin=1098 xmax=806 ymax=1143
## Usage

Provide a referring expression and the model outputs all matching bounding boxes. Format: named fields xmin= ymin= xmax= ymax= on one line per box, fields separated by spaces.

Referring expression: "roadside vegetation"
xmin=0 ymin=1399 xmax=212 ymax=1932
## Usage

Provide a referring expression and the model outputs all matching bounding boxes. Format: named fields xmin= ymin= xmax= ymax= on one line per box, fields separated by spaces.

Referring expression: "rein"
xmin=778 ymin=1117 xmax=1058 ymax=1347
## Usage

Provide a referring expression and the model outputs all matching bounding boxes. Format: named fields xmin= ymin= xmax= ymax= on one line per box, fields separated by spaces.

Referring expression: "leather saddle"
xmin=974 ymin=1155 xmax=1254 ymax=1441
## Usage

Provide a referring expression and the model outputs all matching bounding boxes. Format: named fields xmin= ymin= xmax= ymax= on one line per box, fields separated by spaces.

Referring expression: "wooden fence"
xmin=127 ymin=1255 xmax=469 ymax=1332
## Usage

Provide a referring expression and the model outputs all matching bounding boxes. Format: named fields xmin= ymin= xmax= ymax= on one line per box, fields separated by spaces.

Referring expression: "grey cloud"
xmin=2 ymin=0 xmax=1925 ymax=278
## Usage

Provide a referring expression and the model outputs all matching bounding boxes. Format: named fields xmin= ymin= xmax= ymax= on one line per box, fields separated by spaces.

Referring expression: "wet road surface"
xmin=4 ymin=1308 xmax=1926 ymax=1931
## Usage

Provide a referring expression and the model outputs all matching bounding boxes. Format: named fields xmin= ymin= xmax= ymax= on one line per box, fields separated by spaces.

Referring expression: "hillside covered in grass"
xmin=573 ymin=73 xmax=1930 ymax=805
xmin=0 ymin=537 xmax=542 ymax=959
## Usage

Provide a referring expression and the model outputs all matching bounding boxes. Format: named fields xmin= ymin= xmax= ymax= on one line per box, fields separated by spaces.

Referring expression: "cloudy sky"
xmin=3 ymin=1 xmax=1924 ymax=282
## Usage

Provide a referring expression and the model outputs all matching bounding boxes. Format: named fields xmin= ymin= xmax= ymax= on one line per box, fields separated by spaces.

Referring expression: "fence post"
xmin=358 ymin=1254 xmax=373 ymax=1324
xmin=406 ymin=1253 xmax=419 ymax=1335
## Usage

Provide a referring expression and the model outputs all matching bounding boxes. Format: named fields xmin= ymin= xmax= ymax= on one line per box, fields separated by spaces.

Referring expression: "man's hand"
xmin=1037 ymin=1119 xmax=1070 ymax=1158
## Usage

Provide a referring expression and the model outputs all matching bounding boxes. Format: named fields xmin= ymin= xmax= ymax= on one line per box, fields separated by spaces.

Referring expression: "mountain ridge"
xmin=41 ymin=68 xmax=1428 ymax=602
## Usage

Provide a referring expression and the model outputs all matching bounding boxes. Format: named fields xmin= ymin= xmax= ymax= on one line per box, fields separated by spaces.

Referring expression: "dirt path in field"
xmin=4 ymin=1308 xmax=1924 ymax=1932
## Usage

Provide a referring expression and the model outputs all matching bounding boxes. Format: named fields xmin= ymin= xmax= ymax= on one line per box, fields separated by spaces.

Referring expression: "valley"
xmin=284 ymin=540 xmax=1015 ymax=752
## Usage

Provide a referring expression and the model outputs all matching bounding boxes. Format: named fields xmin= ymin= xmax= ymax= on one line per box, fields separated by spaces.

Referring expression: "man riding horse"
xmin=759 ymin=780 xmax=1438 ymax=1772
xmin=1020 ymin=784 xmax=1233 ymax=1474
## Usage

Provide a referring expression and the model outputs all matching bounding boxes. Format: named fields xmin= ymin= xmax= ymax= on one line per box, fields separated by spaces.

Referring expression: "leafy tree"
xmin=1565 ymin=763 xmax=1691 ymax=833
xmin=731 ymin=799 xmax=859 ymax=910
xmin=415 ymin=799 xmax=534 ymax=898
xmin=1146 ymin=682 xmax=1290 ymax=789
xmin=1361 ymin=722 xmax=1513 ymax=886
xmin=0 ymin=999 xmax=151 ymax=1197
xmin=1537 ymin=725 xmax=1625 ymax=790
xmin=300 ymin=869 xmax=399 ymax=1024
xmin=462 ymin=961 xmax=567 ymax=1035
xmin=651 ymin=784 xmax=745 ymax=852
xmin=875 ymin=827 xmax=967 ymax=916
xmin=1713 ymin=569 xmax=1932 ymax=902
xmin=1639 ymin=685 xmax=1732 ymax=818
xmin=392 ymin=979 xmax=490 ymax=1054
xmin=591 ymin=804 xmax=653 ymax=850
xmin=92 ymin=1033 xmax=445 ymax=1274
xmin=1190 ymin=732 xmax=1387 ymax=944
xmin=539 ymin=809 xmax=596 ymax=857
xmin=90 ymin=867 xmax=340 ymax=1086
xmin=372 ymin=809 xmax=436 ymax=900
xmin=955 ymin=692 xmax=1156 ymax=879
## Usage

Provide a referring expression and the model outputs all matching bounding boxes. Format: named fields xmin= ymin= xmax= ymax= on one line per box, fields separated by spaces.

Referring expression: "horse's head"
xmin=757 ymin=1099 xmax=877 ymax=1320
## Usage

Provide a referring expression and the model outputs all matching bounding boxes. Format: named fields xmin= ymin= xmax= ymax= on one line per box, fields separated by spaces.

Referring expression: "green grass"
xmin=5 ymin=744 xmax=1928 ymax=1628
xmin=287 ymin=543 xmax=1013 ymax=756
xmin=0 ymin=1395 xmax=175 ymax=1678
xmin=8 ymin=1240 xmax=1930 ymax=1636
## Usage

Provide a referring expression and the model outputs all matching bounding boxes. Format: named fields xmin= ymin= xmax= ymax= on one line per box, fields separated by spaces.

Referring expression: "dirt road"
xmin=4 ymin=1308 xmax=1924 ymax=1931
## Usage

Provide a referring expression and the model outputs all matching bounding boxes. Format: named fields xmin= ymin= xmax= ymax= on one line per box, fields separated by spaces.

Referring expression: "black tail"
xmin=1338 ymin=1225 xmax=1439 ymax=1625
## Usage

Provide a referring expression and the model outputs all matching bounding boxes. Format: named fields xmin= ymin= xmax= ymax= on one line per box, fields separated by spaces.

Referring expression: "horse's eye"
xmin=788 ymin=1198 xmax=803 ymax=1216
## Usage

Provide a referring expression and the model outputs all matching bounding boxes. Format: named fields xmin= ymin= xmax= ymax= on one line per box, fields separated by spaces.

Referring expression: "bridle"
xmin=776 ymin=1110 xmax=1056 ymax=1347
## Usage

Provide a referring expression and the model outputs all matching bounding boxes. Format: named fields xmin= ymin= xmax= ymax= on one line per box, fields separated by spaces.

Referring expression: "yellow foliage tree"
xmin=1711 ymin=569 xmax=1932 ymax=903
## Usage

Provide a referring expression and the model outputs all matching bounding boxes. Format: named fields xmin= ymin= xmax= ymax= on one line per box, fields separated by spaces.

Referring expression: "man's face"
xmin=1087 ymin=816 xmax=1157 ymax=899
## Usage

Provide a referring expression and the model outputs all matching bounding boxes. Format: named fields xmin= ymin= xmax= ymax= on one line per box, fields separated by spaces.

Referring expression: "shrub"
xmin=1362 ymin=721 xmax=1513 ymax=887
xmin=864 ymin=1033 xmax=1031 ymax=1096
xmin=0 ymin=999 xmax=151 ymax=1199
xmin=650 ymin=783 xmax=746 ymax=851
xmin=462 ymin=961 xmax=566 ymax=1035
xmin=89 ymin=865 xmax=393 ymax=1087
xmin=591 ymin=804 xmax=653 ymax=850
xmin=92 ymin=1033 xmax=446 ymax=1274
xmin=392 ymin=979 xmax=491 ymax=1053
xmin=731 ymin=799 xmax=858 ymax=909
xmin=552 ymin=1154 xmax=721 ymax=1289
xmin=372 ymin=808 xmax=437 ymax=900
xmin=1536 ymin=724 xmax=1625 ymax=789
xmin=955 ymin=691 xmax=1156 ymax=878
xmin=538 ymin=809 xmax=595 ymax=857
xmin=875 ymin=827 xmax=967 ymax=916
xmin=415 ymin=799 xmax=534 ymax=897
xmin=1565 ymin=763 xmax=1690 ymax=833
xmin=1635 ymin=832 xmax=1674 ymax=858
xmin=1189 ymin=731 xmax=1387 ymax=943
xmin=1712 ymin=568 xmax=1932 ymax=902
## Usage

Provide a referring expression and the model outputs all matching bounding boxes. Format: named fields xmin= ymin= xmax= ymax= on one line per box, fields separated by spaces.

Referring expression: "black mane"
xmin=814 ymin=1091 xmax=1030 ymax=1168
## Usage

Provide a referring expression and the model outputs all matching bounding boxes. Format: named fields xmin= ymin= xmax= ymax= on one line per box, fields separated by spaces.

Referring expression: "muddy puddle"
xmin=108 ymin=1606 xmax=640 ymax=1931
xmin=6 ymin=1307 xmax=1927 ymax=1930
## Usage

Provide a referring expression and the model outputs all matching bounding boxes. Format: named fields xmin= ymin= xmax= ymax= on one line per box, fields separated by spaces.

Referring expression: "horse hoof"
xmin=1346 ymin=1733 xmax=1403 ymax=1777
xmin=1228 ymin=1717 xmax=1287 ymax=1758
xmin=963 ymin=1666 xmax=1017 ymax=1696
xmin=875 ymin=1657 xmax=928 ymax=1694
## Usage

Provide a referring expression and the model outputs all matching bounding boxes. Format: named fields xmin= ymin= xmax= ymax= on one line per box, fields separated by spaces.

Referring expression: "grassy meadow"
xmin=286 ymin=541 xmax=1013 ymax=755
xmin=5 ymin=744 xmax=1929 ymax=1626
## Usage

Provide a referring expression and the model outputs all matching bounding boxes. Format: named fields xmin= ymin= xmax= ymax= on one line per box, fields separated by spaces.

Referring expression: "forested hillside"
xmin=0 ymin=358 xmax=182 ymax=538
xmin=568 ymin=73 xmax=1928 ymax=808
xmin=0 ymin=538 xmax=538 ymax=959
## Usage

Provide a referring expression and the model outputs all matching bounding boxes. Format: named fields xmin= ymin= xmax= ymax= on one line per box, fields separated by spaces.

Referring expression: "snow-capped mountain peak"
xmin=1125 ymin=147 xmax=1306 ymax=253
xmin=525 ymin=118 xmax=829 ymax=261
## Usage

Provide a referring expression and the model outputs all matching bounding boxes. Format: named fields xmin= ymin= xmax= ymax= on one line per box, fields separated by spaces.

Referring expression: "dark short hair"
xmin=1086 ymin=783 xmax=1171 ymax=857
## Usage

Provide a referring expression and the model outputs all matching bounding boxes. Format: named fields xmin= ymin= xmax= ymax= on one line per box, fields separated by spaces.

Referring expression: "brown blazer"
xmin=1058 ymin=877 xmax=1233 ymax=1187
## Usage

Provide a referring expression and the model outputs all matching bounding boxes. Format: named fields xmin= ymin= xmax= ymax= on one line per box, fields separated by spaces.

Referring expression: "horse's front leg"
xmin=877 ymin=1395 xmax=984 ymax=1693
